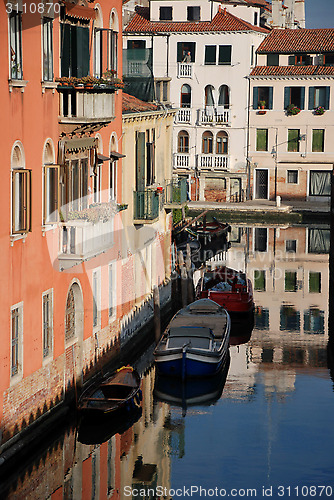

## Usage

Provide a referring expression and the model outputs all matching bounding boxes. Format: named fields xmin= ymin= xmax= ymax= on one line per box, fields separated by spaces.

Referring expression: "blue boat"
xmin=154 ymin=299 xmax=230 ymax=378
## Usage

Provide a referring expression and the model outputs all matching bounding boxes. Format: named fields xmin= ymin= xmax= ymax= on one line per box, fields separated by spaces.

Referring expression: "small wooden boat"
xmin=196 ymin=266 xmax=254 ymax=316
xmin=190 ymin=216 xmax=231 ymax=244
xmin=154 ymin=299 xmax=230 ymax=378
xmin=77 ymin=366 xmax=141 ymax=416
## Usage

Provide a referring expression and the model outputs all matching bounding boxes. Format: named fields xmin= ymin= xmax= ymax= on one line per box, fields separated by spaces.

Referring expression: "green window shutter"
xmin=177 ymin=43 xmax=183 ymax=62
xmin=288 ymin=129 xmax=299 ymax=152
xmin=60 ymin=24 xmax=71 ymax=77
xmin=76 ymin=26 xmax=89 ymax=77
xmin=267 ymin=54 xmax=278 ymax=66
xmin=288 ymin=55 xmax=295 ymax=65
xmin=285 ymin=271 xmax=297 ymax=291
xmin=136 ymin=132 xmax=146 ymax=191
xmin=256 ymin=129 xmax=268 ymax=151
xmin=284 ymin=87 xmax=290 ymax=109
xmin=300 ymin=87 xmax=305 ymax=110
xmin=268 ymin=87 xmax=273 ymax=109
xmin=218 ymin=45 xmax=231 ymax=65
xmin=312 ymin=129 xmax=325 ymax=152
xmin=325 ymin=86 xmax=330 ymax=109
xmin=205 ymin=45 xmax=216 ymax=65
xmin=308 ymin=87 xmax=315 ymax=110
xmin=253 ymin=87 xmax=259 ymax=110
xmin=309 ymin=272 xmax=321 ymax=293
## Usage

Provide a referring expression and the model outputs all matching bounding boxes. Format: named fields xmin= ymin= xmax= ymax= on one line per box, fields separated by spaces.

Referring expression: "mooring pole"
xmin=153 ymin=285 xmax=161 ymax=343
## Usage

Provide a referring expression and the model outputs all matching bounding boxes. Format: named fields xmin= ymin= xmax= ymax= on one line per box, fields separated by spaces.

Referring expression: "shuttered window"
xmin=12 ymin=169 xmax=32 ymax=234
xmin=287 ymin=129 xmax=300 ymax=152
xmin=218 ymin=45 xmax=232 ymax=65
xmin=308 ymin=87 xmax=330 ymax=110
xmin=253 ymin=87 xmax=273 ymax=109
xmin=256 ymin=129 xmax=268 ymax=151
xmin=61 ymin=24 xmax=89 ymax=77
xmin=312 ymin=129 xmax=325 ymax=152
xmin=205 ymin=45 xmax=216 ymax=65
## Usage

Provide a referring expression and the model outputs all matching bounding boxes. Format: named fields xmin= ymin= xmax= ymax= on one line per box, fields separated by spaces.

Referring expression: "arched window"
xmin=43 ymin=140 xmax=59 ymax=224
xmin=218 ymin=85 xmax=230 ymax=109
xmin=178 ymin=130 xmax=189 ymax=153
xmin=11 ymin=142 xmax=31 ymax=235
xmin=216 ymin=131 xmax=228 ymax=154
xmin=204 ymin=85 xmax=215 ymax=107
xmin=109 ymin=10 xmax=119 ymax=74
xmin=202 ymin=131 xmax=213 ymax=154
xmin=180 ymin=84 xmax=191 ymax=108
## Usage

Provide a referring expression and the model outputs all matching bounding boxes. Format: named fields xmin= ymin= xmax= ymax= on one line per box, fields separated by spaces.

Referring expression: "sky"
xmin=302 ymin=0 xmax=334 ymax=28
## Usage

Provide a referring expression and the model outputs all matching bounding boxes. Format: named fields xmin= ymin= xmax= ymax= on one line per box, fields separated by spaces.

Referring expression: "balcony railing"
xmin=165 ymin=178 xmax=188 ymax=207
xmin=133 ymin=190 xmax=160 ymax=223
xmin=197 ymin=154 xmax=229 ymax=170
xmin=174 ymin=154 xmax=190 ymax=169
xmin=198 ymin=107 xmax=230 ymax=125
xmin=58 ymin=220 xmax=114 ymax=269
xmin=177 ymin=63 xmax=193 ymax=78
xmin=175 ymin=108 xmax=192 ymax=123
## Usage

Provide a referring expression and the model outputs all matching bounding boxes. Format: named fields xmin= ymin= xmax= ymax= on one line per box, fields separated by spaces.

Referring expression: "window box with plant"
xmin=286 ymin=104 xmax=301 ymax=116
xmin=56 ymin=72 xmax=124 ymax=91
xmin=314 ymin=106 xmax=325 ymax=115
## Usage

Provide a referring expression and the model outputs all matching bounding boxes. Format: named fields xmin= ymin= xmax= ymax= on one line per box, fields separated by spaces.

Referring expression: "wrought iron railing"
xmin=133 ymin=190 xmax=160 ymax=221
xmin=165 ymin=178 xmax=188 ymax=205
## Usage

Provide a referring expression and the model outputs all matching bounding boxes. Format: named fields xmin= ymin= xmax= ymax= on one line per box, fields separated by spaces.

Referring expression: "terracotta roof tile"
xmin=250 ymin=65 xmax=334 ymax=76
xmin=122 ymin=93 xmax=158 ymax=113
xmin=124 ymin=6 xmax=269 ymax=34
xmin=257 ymin=28 xmax=334 ymax=54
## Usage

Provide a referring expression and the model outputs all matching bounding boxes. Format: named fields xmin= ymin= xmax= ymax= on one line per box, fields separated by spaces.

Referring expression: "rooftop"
xmin=122 ymin=93 xmax=158 ymax=113
xmin=257 ymin=28 xmax=334 ymax=54
xmin=250 ymin=65 xmax=334 ymax=77
xmin=124 ymin=6 xmax=269 ymax=34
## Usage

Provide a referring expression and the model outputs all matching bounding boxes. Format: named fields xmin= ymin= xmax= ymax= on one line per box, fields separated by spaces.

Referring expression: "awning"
xmin=97 ymin=154 xmax=110 ymax=163
xmin=64 ymin=137 xmax=97 ymax=153
xmin=64 ymin=1 xmax=96 ymax=20
xmin=110 ymin=151 xmax=126 ymax=160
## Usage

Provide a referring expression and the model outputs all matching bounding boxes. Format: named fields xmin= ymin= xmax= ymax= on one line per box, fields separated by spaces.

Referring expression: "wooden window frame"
xmin=12 ymin=168 xmax=32 ymax=235
xmin=43 ymin=164 xmax=60 ymax=225
xmin=42 ymin=290 xmax=53 ymax=359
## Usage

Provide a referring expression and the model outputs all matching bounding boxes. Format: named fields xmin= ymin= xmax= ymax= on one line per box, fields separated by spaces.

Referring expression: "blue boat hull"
xmin=155 ymin=352 xmax=227 ymax=378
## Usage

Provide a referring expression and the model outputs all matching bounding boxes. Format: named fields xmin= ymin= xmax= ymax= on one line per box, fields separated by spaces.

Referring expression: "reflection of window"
xmin=309 ymin=171 xmax=330 ymax=196
xmin=309 ymin=272 xmax=321 ymax=293
xmin=285 ymin=271 xmax=297 ymax=292
xmin=205 ymin=45 xmax=216 ymax=65
xmin=308 ymin=228 xmax=330 ymax=254
xmin=287 ymin=129 xmax=300 ymax=152
xmin=10 ymin=12 xmax=23 ymax=79
xmin=254 ymin=228 xmax=267 ymax=252
xmin=287 ymin=170 xmax=298 ymax=183
xmin=43 ymin=18 xmax=53 ymax=81
xmin=202 ymin=131 xmax=213 ymax=153
xmin=286 ymin=239 xmax=297 ymax=253
xmin=160 ymin=6 xmax=172 ymax=20
xmin=178 ymin=131 xmax=189 ymax=153
xmin=218 ymin=45 xmax=232 ymax=65
xmin=256 ymin=129 xmax=268 ymax=151
xmin=93 ymin=269 xmax=101 ymax=329
xmin=312 ymin=129 xmax=325 ymax=152
xmin=255 ymin=307 xmax=269 ymax=330
xmin=254 ymin=270 xmax=266 ymax=291
xmin=304 ymin=308 xmax=324 ymax=334
xmin=280 ymin=305 xmax=300 ymax=332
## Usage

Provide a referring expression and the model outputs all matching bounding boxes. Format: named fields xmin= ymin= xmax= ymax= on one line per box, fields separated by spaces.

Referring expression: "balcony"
xmin=177 ymin=63 xmax=193 ymax=78
xmin=57 ymin=83 xmax=116 ymax=134
xmin=197 ymin=154 xmax=229 ymax=170
xmin=58 ymin=220 xmax=114 ymax=270
xmin=133 ymin=190 xmax=160 ymax=224
xmin=198 ymin=108 xmax=230 ymax=126
xmin=174 ymin=154 xmax=190 ymax=169
xmin=175 ymin=108 xmax=192 ymax=124
xmin=164 ymin=178 xmax=188 ymax=208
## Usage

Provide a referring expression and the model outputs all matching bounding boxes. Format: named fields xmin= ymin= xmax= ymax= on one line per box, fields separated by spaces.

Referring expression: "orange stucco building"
xmin=0 ymin=0 xmax=125 ymax=447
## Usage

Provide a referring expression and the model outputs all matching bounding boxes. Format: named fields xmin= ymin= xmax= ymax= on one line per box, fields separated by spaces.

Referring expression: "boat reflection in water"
xmin=229 ymin=309 xmax=255 ymax=346
xmin=154 ymin=357 xmax=230 ymax=416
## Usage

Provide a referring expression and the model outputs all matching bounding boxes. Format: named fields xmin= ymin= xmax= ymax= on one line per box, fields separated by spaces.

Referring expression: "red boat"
xmin=196 ymin=266 xmax=254 ymax=315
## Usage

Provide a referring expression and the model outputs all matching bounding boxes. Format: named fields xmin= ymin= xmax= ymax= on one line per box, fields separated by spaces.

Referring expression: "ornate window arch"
xmin=178 ymin=130 xmax=189 ymax=153
xmin=202 ymin=131 xmax=213 ymax=154
xmin=216 ymin=131 xmax=228 ymax=154
xmin=180 ymin=84 xmax=191 ymax=108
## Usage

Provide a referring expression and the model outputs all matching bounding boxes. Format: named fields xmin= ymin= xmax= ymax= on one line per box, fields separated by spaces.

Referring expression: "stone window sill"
xmin=41 ymin=81 xmax=58 ymax=94
xmin=8 ymin=79 xmax=28 ymax=93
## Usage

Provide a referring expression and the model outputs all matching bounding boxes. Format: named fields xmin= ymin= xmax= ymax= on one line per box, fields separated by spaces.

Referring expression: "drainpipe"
xmin=166 ymin=34 xmax=170 ymax=78
xmin=246 ymin=76 xmax=251 ymax=200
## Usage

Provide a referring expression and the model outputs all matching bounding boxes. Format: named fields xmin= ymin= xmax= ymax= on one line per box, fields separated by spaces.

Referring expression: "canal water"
xmin=2 ymin=223 xmax=334 ymax=500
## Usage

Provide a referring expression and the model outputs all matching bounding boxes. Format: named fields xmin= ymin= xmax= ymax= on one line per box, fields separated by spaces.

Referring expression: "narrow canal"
xmin=2 ymin=223 xmax=334 ymax=500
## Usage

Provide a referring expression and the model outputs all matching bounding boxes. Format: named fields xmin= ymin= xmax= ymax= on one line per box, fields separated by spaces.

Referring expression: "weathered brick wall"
xmin=204 ymin=178 xmax=227 ymax=202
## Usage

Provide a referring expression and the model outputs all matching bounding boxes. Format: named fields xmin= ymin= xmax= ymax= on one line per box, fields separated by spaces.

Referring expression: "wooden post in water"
xmin=186 ymin=243 xmax=194 ymax=303
xmin=178 ymin=250 xmax=188 ymax=307
xmin=153 ymin=285 xmax=161 ymax=343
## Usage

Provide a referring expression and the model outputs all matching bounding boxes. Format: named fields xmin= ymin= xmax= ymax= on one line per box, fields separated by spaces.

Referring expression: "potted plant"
xmin=258 ymin=100 xmax=266 ymax=110
xmin=314 ymin=105 xmax=325 ymax=115
xmin=286 ymin=104 xmax=301 ymax=116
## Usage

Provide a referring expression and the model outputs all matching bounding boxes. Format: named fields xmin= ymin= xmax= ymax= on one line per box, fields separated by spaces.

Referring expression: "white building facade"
xmin=123 ymin=0 xmax=269 ymax=202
